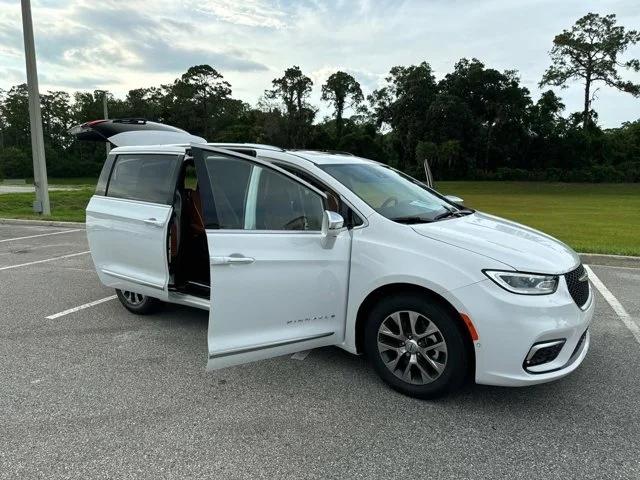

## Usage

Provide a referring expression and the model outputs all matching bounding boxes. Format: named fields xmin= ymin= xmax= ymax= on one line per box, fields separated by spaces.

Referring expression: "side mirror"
xmin=322 ymin=210 xmax=344 ymax=238
xmin=445 ymin=195 xmax=464 ymax=204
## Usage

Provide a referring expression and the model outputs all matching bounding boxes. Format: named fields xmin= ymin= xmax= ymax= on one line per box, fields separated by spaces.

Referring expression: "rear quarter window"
xmin=106 ymin=154 xmax=180 ymax=205
xmin=95 ymin=154 xmax=115 ymax=196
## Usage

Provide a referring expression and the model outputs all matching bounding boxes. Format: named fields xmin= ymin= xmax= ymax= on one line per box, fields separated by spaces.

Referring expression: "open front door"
xmin=192 ymin=146 xmax=353 ymax=369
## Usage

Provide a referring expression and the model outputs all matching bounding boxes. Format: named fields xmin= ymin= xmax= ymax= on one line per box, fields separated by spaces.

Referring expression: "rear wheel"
xmin=364 ymin=294 xmax=468 ymax=399
xmin=115 ymin=289 xmax=161 ymax=315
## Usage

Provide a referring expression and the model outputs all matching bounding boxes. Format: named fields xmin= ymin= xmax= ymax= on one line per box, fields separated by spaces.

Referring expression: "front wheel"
xmin=364 ymin=294 xmax=468 ymax=399
xmin=115 ymin=289 xmax=161 ymax=315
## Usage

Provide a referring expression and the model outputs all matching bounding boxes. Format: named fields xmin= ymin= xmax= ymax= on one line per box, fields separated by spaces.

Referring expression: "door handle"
xmin=142 ymin=218 xmax=163 ymax=227
xmin=210 ymin=255 xmax=255 ymax=266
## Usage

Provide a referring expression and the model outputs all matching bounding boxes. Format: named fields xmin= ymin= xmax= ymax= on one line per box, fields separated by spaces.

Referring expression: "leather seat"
xmin=184 ymin=187 xmax=205 ymax=234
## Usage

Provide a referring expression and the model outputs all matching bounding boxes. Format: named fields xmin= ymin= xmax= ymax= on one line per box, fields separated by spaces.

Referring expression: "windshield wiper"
xmin=433 ymin=206 xmax=475 ymax=221
xmin=390 ymin=215 xmax=433 ymax=224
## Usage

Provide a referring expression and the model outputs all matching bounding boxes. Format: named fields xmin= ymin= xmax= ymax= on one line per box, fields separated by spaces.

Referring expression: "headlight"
xmin=484 ymin=270 xmax=559 ymax=295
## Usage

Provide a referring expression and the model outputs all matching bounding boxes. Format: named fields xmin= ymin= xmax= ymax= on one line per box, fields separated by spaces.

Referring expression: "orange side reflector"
xmin=460 ymin=313 xmax=479 ymax=341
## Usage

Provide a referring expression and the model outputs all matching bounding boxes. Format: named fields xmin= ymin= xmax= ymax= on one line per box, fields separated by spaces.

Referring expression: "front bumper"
xmin=452 ymin=276 xmax=595 ymax=387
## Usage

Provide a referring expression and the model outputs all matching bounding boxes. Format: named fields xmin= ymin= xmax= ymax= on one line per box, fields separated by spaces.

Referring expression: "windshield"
xmin=320 ymin=163 xmax=468 ymax=223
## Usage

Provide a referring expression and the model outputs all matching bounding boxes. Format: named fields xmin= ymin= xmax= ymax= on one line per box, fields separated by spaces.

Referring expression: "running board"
xmin=207 ymin=331 xmax=337 ymax=370
xmin=167 ymin=292 xmax=210 ymax=311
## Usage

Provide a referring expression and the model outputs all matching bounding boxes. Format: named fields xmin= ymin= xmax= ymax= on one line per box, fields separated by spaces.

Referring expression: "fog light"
xmin=524 ymin=339 xmax=566 ymax=369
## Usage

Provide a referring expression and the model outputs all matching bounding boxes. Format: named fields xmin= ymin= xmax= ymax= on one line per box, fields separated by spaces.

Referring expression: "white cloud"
xmin=183 ymin=0 xmax=289 ymax=29
xmin=1 ymin=0 xmax=639 ymax=126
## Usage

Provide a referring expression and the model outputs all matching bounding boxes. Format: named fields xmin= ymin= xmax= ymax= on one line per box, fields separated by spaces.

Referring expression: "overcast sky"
xmin=1 ymin=0 xmax=639 ymax=126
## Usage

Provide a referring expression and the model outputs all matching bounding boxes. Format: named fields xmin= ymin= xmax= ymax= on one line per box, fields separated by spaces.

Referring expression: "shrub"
xmin=544 ymin=168 xmax=563 ymax=182
xmin=0 ymin=147 xmax=31 ymax=179
xmin=495 ymin=167 xmax=530 ymax=181
xmin=588 ymin=164 xmax=624 ymax=183
xmin=617 ymin=161 xmax=640 ymax=182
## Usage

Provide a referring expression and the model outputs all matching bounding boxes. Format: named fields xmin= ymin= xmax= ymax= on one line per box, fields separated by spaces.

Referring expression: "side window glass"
xmin=204 ymin=155 xmax=253 ymax=229
xmin=253 ymin=166 xmax=324 ymax=231
xmin=275 ymin=163 xmax=363 ymax=228
xmin=107 ymin=154 xmax=180 ymax=204
xmin=95 ymin=154 xmax=115 ymax=196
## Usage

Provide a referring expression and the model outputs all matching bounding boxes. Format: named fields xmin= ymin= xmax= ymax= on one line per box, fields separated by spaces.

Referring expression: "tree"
xmin=369 ymin=62 xmax=438 ymax=170
xmin=41 ymin=91 xmax=74 ymax=148
xmin=166 ymin=65 xmax=233 ymax=139
xmin=124 ymin=87 xmax=165 ymax=121
xmin=0 ymin=84 xmax=30 ymax=148
xmin=422 ymin=94 xmax=477 ymax=177
xmin=321 ymin=71 xmax=364 ymax=139
xmin=265 ymin=66 xmax=315 ymax=147
xmin=540 ymin=13 xmax=640 ymax=129
xmin=529 ymin=90 xmax=566 ymax=138
xmin=440 ymin=58 xmax=532 ymax=171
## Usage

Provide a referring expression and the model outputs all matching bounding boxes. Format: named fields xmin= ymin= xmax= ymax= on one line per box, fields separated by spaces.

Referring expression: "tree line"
xmin=0 ymin=12 xmax=639 ymax=183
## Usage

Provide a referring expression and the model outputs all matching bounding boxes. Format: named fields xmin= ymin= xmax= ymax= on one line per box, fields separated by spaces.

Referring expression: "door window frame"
xmin=192 ymin=146 xmax=328 ymax=233
xmin=104 ymin=153 xmax=183 ymax=206
xmin=269 ymin=159 xmax=367 ymax=229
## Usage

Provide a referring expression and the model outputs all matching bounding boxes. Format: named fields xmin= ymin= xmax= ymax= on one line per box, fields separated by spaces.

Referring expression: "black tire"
xmin=364 ymin=294 xmax=468 ymax=399
xmin=115 ymin=289 xmax=161 ymax=315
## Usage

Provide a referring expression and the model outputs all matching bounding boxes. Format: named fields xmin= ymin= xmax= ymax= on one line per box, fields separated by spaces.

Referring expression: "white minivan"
xmin=78 ymin=119 xmax=594 ymax=399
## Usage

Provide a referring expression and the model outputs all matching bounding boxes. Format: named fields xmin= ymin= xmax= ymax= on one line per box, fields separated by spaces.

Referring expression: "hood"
xmin=411 ymin=212 xmax=579 ymax=274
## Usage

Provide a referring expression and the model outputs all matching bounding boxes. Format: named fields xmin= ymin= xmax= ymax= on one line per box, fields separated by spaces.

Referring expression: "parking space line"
xmin=46 ymin=295 xmax=117 ymax=319
xmin=0 ymin=251 xmax=90 ymax=271
xmin=0 ymin=229 xmax=83 ymax=243
xmin=585 ymin=265 xmax=640 ymax=345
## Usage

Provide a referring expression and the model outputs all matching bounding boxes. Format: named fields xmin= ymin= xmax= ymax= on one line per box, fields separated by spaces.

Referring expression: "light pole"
xmin=96 ymin=90 xmax=110 ymax=154
xmin=20 ymin=0 xmax=50 ymax=215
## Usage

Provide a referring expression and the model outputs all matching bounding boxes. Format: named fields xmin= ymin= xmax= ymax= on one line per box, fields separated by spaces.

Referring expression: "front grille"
xmin=565 ymin=264 xmax=590 ymax=308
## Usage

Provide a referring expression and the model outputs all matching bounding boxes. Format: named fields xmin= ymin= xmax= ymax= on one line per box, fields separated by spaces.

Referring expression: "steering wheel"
xmin=283 ymin=215 xmax=308 ymax=230
xmin=380 ymin=197 xmax=398 ymax=209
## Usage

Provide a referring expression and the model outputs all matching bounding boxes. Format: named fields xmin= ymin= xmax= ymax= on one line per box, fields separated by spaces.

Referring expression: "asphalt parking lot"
xmin=1 ymin=224 xmax=639 ymax=479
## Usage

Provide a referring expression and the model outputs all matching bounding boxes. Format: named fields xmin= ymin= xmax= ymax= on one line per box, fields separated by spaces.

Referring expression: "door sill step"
xmin=168 ymin=292 xmax=210 ymax=311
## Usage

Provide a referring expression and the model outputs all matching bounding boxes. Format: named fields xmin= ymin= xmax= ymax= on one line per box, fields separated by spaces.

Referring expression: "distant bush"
xmin=544 ymin=168 xmax=563 ymax=182
xmin=465 ymin=164 xmax=635 ymax=183
xmin=495 ymin=167 xmax=530 ymax=181
xmin=0 ymin=147 xmax=31 ymax=179
xmin=617 ymin=161 xmax=640 ymax=182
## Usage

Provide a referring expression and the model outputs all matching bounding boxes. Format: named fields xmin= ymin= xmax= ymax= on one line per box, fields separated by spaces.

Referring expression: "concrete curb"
xmin=0 ymin=218 xmax=85 ymax=228
xmin=1 ymin=217 xmax=638 ymax=268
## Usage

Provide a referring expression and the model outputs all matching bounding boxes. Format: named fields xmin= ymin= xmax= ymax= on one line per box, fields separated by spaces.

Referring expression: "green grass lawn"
xmin=24 ymin=177 xmax=99 ymax=186
xmin=436 ymin=182 xmax=640 ymax=256
xmin=0 ymin=180 xmax=638 ymax=255
xmin=0 ymin=188 xmax=93 ymax=223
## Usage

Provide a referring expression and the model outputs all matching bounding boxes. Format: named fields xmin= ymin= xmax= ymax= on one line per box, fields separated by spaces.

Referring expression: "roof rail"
xmin=112 ymin=118 xmax=147 ymax=125
xmin=323 ymin=150 xmax=354 ymax=156
xmin=288 ymin=149 xmax=354 ymax=156
xmin=206 ymin=143 xmax=285 ymax=152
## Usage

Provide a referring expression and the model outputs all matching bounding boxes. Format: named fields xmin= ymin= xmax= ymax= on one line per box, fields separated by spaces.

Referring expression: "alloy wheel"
xmin=122 ymin=290 xmax=146 ymax=306
xmin=377 ymin=310 xmax=448 ymax=385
